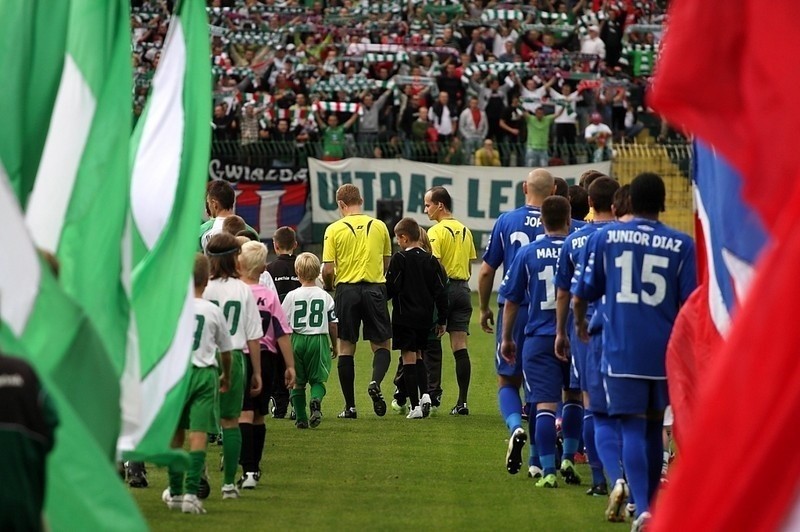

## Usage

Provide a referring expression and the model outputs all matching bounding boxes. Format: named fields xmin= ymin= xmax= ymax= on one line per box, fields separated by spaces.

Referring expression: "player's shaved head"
xmin=525 ymin=169 xmax=555 ymax=204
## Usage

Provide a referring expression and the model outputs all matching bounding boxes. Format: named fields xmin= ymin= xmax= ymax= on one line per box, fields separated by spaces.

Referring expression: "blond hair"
xmin=239 ymin=241 xmax=268 ymax=279
xmin=294 ymin=252 xmax=321 ymax=282
xmin=419 ymin=229 xmax=432 ymax=254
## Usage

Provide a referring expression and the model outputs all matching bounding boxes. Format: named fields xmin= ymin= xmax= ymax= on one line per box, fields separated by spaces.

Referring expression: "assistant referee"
xmin=424 ymin=186 xmax=477 ymax=415
xmin=321 ymin=184 xmax=393 ymax=419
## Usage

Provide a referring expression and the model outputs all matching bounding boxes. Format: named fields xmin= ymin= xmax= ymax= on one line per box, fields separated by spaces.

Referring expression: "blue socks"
xmin=527 ymin=404 xmax=540 ymax=469
xmin=583 ymin=412 xmax=606 ymax=486
xmin=594 ymin=412 xmax=624 ymax=483
xmin=620 ymin=416 xmax=649 ymax=517
xmin=561 ymin=401 xmax=583 ymax=463
xmin=646 ymin=417 xmax=664 ymax=503
xmin=535 ymin=409 xmax=557 ymax=475
xmin=499 ymin=385 xmax=523 ymax=434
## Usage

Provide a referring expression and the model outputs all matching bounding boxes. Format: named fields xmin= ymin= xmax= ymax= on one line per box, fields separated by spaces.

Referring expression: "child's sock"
xmin=221 ymin=426 xmax=242 ymax=485
xmin=185 ymin=450 xmax=206 ymax=495
xmin=402 ymin=363 xmax=419 ymax=407
xmin=239 ymin=422 xmax=254 ymax=473
xmin=291 ymin=388 xmax=308 ymax=422
xmin=168 ymin=466 xmax=185 ymax=496
xmin=415 ymin=359 xmax=429 ymax=398
xmin=310 ymin=382 xmax=327 ymax=402
xmin=252 ymin=424 xmax=266 ymax=474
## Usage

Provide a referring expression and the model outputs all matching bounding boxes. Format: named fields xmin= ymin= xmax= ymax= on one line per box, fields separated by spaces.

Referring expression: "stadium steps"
xmin=613 ymin=145 xmax=694 ymax=235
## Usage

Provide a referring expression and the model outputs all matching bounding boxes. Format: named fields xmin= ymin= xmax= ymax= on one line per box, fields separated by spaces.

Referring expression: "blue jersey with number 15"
xmin=573 ymin=218 xmax=696 ymax=379
xmin=483 ymin=205 xmax=546 ymax=304
xmin=498 ymin=235 xmax=565 ymax=336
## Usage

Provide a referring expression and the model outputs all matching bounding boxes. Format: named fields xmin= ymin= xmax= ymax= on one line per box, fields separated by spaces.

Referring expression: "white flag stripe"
xmin=694 ymin=184 xmax=731 ymax=335
xmin=721 ymin=247 xmax=756 ymax=305
xmin=117 ymin=218 xmax=141 ymax=455
xmin=0 ymin=168 xmax=41 ymax=336
xmin=25 ymin=56 xmax=96 ymax=252
xmin=120 ymin=283 xmax=194 ymax=448
xmin=130 ymin=19 xmax=186 ymax=249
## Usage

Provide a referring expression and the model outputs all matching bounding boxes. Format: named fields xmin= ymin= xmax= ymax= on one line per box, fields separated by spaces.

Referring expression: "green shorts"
xmin=178 ymin=367 xmax=219 ymax=434
xmin=219 ymin=349 xmax=245 ymax=420
xmin=291 ymin=333 xmax=332 ymax=387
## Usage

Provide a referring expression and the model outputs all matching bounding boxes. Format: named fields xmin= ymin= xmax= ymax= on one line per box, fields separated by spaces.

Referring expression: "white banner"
xmin=308 ymin=157 xmax=611 ymax=247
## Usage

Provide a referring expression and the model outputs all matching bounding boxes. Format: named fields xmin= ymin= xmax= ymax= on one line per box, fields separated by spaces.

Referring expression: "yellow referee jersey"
xmin=427 ymin=218 xmax=476 ymax=280
xmin=322 ymin=214 xmax=391 ymax=284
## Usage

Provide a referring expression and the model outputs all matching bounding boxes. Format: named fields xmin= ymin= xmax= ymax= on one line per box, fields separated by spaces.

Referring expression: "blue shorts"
xmin=495 ymin=303 xmax=528 ymax=378
xmin=603 ymin=375 xmax=669 ymax=417
xmin=586 ymin=334 xmax=607 ymax=413
xmin=568 ymin=313 xmax=590 ymax=391
xmin=522 ymin=335 xmax=571 ymax=404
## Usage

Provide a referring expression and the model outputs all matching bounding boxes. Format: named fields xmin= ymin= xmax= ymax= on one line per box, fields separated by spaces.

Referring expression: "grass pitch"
xmin=133 ymin=294 xmax=611 ymax=531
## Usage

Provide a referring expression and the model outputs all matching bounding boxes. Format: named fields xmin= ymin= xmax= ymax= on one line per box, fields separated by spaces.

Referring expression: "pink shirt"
xmin=249 ymin=284 xmax=292 ymax=352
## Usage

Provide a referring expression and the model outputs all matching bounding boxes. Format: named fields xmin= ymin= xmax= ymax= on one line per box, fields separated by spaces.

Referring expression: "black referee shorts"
xmin=334 ymin=282 xmax=391 ymax=344
xmin=445 ymin=280 xmax=472 ymax=333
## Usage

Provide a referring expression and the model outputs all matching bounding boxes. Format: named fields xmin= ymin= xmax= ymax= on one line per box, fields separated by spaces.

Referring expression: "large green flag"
xmin=0 ymin=0 xmax=68 ymax=207
xmin=120 ymin=0 xmax=213 ymax=463
xmin=20 ymin=0 xmax=133 ymax=457
xmin=24 ymin=0 xmax=132 ymax=377
xmin=0 ymin=176 xmax=146 ymax=530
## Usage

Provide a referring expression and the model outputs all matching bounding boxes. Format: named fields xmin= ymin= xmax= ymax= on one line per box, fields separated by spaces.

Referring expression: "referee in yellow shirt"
xmin=424 ymin=186 xmax=477 ymax=415
xmin=321 ymin=184 xmax=393 ymax=419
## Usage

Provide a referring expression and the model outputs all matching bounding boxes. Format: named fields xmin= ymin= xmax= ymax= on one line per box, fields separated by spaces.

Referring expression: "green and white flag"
xmin=0 ymin=176 xmax=146 ymax=531
xmin=121 ymin=0 xmax=213 ymax=463
xmin=0 ymin=1 xmax=145 ymax=527
xmin=22 ymin=0 xmax=134 ymax=459
xmin=0 ymin=1 xmax=69 ymax=208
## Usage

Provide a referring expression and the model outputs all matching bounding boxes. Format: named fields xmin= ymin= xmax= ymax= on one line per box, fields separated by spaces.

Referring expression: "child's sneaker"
xmin=309 ymin=399 xmax=322 ymax=428
xmin=406 ymin=406 xmax=424 ymax=419
xmin=181 ymin=494 xmax=206 ymax=514
xmin=420 ymin=394 xmax=432 ymax=418
xmin=221 ymin=483 xmax=239 ymax=500
xmin=161 ymin=488 xmax=182 ymax=510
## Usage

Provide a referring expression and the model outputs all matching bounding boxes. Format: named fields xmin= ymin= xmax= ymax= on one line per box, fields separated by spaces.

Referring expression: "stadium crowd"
xmin=132 ymin=0 xmax=673 ymax=167
xmin=126 ymin=3 xmax=690 ymax=531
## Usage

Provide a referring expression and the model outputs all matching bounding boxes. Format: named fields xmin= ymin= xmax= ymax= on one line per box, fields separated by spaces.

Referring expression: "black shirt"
xmin=385 ymin=247 xmax=448 ymax=328
xmin=266 ymin=254 xmax=301 ymax=302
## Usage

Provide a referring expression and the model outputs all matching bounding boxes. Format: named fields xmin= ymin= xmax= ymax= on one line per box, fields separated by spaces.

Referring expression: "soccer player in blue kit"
xmin=554 ymin=176 xmax=620 ymax=496
xmin=572 ymin=173 xmax=696 ymax=530
xmin=499 ymin=195 xmax=573 ymax=488
xmin=477 ymin=169 xmax=555 ymax=475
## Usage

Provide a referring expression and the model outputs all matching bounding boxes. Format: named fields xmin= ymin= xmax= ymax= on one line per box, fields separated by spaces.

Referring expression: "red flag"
xmin=651 ymin=1 xmax=800 ymax=530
